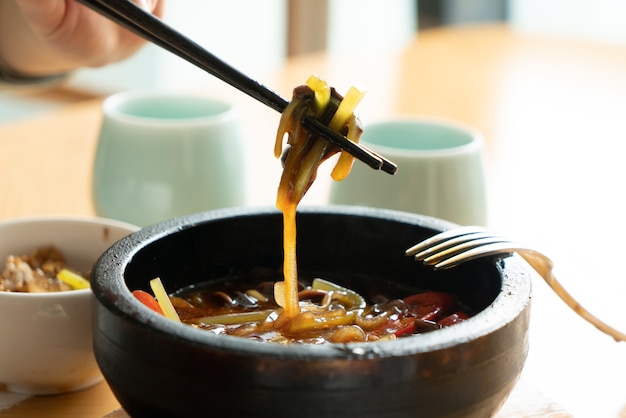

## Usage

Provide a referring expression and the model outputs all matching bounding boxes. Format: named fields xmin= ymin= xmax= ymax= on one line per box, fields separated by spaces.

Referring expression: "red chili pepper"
xmin=393 ymin=317 xmax=419 ymax=338
xmin=391 ymin=293 xmax=470 ymax=337
xmin=132 ymin=290 xmax=164 ymax=315
xmin=403 ymin=292 xmax=456 ymax=321
xmin=437 ymin=312 xmax=470 ymax=327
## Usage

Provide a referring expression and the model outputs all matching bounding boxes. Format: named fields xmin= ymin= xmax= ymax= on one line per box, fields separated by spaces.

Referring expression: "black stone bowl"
xmin=91 ymin=206 xmax=531 ymax=418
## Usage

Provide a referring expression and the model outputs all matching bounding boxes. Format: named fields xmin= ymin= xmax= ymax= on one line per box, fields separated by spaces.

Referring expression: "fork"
xmin=405 ymin=226 xmax=626 ymax=342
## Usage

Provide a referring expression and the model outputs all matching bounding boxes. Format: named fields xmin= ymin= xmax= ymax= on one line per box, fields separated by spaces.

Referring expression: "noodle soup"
xmin=170 ymin=270 xmax=473 ymax=344
xmin=91 ymin=207 xmax=531 ymax=418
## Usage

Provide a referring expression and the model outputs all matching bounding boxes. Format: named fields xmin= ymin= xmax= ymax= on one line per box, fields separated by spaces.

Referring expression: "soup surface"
xmin=167 ymin=269 xmax=473 ymax=344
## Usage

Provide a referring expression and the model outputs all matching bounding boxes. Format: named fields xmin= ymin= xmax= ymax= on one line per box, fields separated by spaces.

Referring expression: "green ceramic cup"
xmin=93 ymin=90 xmax=246 ymax=227
xmin=329 ymin=117 xmax=487 ymax=226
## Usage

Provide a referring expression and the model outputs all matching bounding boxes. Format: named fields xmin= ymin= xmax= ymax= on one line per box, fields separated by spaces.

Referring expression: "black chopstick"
xmin=301 ymin=117 xmax=397 ymax=174
xmin=75 ymin=0 xmax=287 ymax=113
xmin=75 ymin=0 xmax=397 ymax=175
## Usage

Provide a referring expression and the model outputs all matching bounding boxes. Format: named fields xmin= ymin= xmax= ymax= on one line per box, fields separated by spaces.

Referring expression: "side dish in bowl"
xmin=0 ymin=216 xmax=138 ymax=395
xmin=91 ymin=206 xmax=532 ymax=418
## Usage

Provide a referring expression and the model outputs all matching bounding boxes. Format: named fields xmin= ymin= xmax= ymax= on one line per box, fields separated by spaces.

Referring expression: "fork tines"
xmin=405 ymin=226 xmax=487 ymax=258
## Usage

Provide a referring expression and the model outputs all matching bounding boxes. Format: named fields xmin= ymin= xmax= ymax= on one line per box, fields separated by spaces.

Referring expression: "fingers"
xmin=12 ymin=0 xmax=69 ymax=36
xmin=3 ymin=0 xmax=167 ymax=74
xmin=133 ymin=0 xmax=165 ymax=17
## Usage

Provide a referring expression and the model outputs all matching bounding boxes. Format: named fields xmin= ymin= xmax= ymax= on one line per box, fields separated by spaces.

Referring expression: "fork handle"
xmin=522 ymin=253 xmax=626 ymax=342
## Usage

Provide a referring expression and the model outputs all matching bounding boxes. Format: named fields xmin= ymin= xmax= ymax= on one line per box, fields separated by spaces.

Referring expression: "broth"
xmin=169 ymin=269 xmax=473 ymax=344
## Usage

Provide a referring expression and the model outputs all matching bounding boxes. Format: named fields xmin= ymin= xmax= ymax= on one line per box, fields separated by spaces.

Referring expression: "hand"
xmin=0 ymin=0 xmax=165 ymax=77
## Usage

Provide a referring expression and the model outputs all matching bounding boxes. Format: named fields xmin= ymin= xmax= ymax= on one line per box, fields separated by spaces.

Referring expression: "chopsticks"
xmin=75 ymin=0 xmax=397 ymax=175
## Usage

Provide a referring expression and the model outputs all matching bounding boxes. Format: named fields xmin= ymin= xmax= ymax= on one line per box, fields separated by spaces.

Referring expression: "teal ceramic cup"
xmin=93 ymin=90 xmax=246 ymax=227
xmin=329 ymin=118 xmax=487 ymax=226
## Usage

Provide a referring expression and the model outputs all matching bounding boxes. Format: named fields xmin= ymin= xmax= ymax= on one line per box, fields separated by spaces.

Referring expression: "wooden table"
xmin=2 ymin=23 xmax=626 ymax=417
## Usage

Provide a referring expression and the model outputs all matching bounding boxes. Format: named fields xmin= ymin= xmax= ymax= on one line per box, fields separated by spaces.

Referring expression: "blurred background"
xmin=4 ymin=0 xmax=626 ymax=122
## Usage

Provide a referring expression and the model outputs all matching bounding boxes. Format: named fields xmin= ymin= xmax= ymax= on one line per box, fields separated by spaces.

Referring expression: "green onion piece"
xmin=192 ymin=309 xmax=274 ymax=326
xmin=150 ymin=277 xmax=181 ymax=322
xmin=57 ymin=269 xmax=90 ymax=290
xmin=311 ymin=278 xmax=366 ymax=310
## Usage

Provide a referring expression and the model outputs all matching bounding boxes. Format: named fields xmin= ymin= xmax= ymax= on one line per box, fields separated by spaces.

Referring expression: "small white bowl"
xmin=0 ymin=216 xmax=138 ymax=395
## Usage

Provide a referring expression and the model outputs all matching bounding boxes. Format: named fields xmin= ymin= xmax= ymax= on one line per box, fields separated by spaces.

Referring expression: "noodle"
xmin=274 ymin=75 xmax=365 ymax=317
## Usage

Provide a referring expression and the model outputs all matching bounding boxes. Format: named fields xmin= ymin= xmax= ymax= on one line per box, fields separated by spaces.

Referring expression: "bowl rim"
xmin=0 ymin=215 xmax=139 ymax=231
xmin=92 ymin=205 xmax=532 ymax=360
xmin=360 ymin=116 xmax=484 ymax=159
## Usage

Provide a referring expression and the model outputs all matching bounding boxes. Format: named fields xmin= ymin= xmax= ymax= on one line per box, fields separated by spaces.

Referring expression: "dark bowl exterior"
xmin=91 ymin=206 xmax=531 ymax=418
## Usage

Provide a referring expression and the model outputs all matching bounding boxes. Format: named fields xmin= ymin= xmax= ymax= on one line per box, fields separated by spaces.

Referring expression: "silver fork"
xmin=405 ymin=226 xmax=626 ymax=342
